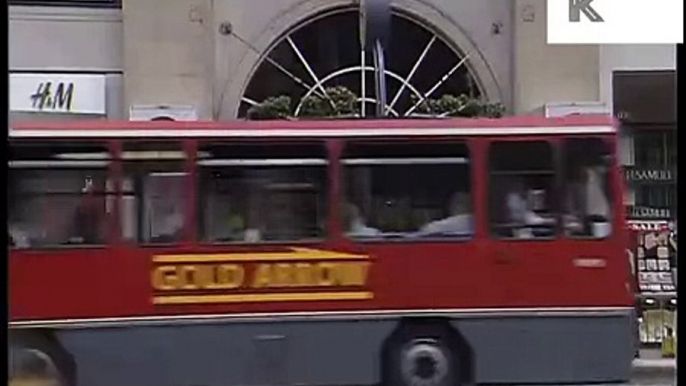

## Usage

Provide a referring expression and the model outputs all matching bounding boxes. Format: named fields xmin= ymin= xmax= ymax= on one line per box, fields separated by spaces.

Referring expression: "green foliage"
xmin=246 ymin=86 xmax=505 ymax=120
xmin=299 ymin=86 xmax=360 ymax=118
xmin=246 ymin=95 xmax=292 ymax=120
xmin=411 ymin=93 xmax=505 ymax=118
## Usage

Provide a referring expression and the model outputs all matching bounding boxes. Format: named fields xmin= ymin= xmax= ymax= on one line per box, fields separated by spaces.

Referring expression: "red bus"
xmin=9 ymin=116 xmax=634 ymax=386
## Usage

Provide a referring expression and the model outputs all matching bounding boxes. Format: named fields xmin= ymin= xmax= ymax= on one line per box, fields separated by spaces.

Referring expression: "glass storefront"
xmin=638 ymin=297 xmax=677 ymax=346
xmin=630 ymin=227 xmax=677 ymax=357
xmin=614 ymin=70 xmax=677 ymax=359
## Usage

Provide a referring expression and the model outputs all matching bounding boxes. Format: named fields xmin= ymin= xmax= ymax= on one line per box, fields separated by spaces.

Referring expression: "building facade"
xmin=9 ymin=0 xmax=613 ymax=121
xmin=613 ymin=69 xmax=677 ymax=353
xmin=9 ymin=2 xmax=124 ymax=122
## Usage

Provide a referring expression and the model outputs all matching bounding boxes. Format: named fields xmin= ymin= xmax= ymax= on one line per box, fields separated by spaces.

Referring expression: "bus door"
xmin=486 ymin=139 xmax=563 ymax=305
xmin=557 ymin=137 xmax=625 ymax=305
xmin=9 ymin=140 xmax=120 ymax=319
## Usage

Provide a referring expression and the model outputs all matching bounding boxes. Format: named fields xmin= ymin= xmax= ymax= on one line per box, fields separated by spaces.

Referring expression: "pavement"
xmin=633 ymin=358 xmax=676 ymax=368
xmin=632 ymin=359 xmax=676 ymax=379
xmin=631 ymin=349 xmax=676 ymax=382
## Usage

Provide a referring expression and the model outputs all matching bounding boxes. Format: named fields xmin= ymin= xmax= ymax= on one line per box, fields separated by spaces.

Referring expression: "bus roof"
xmin=9 ymin=115 xmax=616 ymax=139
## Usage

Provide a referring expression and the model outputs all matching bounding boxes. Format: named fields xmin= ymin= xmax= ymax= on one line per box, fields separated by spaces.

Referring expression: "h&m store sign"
xmin=10 ymin=73 xmax=106 ymax=115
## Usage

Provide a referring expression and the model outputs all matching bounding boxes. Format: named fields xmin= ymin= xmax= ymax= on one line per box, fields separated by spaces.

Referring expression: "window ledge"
xmin=10 ymin=5 xmax=122 ymax=23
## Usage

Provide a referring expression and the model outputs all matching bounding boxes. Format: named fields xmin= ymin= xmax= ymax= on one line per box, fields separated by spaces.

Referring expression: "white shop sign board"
xmin=10 ymin=73 xmax=107 ymax=115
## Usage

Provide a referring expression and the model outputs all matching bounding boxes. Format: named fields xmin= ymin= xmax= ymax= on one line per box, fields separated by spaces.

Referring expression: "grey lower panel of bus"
xmin=54 ymin=312 xmax=633 ymax=386
xmin=452 ymin=315 xmax=634 ymax=384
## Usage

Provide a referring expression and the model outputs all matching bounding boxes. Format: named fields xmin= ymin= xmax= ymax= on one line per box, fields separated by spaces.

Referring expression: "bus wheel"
xmin=387 ymin=328 xmax=458 ymax=386
xmin=9 ymin=333 xmax=75 ymax=386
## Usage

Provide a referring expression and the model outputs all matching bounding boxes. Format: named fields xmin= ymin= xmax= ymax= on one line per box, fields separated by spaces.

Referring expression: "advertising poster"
xmin=634 ymin=228 xmax=677 ymax=293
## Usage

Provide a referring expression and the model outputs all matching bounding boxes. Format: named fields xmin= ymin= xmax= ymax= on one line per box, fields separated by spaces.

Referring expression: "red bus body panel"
xmin=9 ymin=115 xmax=633 ymax=323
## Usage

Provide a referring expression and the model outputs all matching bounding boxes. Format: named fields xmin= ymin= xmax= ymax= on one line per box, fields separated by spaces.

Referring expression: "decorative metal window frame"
xmin=238 ymin=6 xmax=484 ymax=119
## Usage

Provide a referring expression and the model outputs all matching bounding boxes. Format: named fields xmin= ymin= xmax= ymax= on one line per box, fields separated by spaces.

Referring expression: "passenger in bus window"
xmin=583 ymin=165 xmax=611 ymax=228
xmin=245 ymin=186 xmax=267 ymax=242
xmin=344 ymin=203 xmax=381 ymax=238
xmin=563 ymin=170 xmax=583 ymax=235
xmin=8 ymin=226 xmax=30 ymax=249
xmin=564 ymin=161 xmax=611 ymax=238
xmin=147 ymin=203 xmax=184 ymax=242
xmin=8 ymin=195 xmax=31 ymax=249
xmin=416 ymin=192 xmax=473 ymax=237
xmin=506 ymin=178 xmax=555 ymax=227
xmin=9 ymin=175 xmax=42 ymax=248
xmin=563 ymin=166 xmax=587 ymax=236
xmin=71 ymin=176 xmax=105 ymax=244
xmin=227 ymin=212 xmax=246 ymax=239
xmin=244 ymin=228 xmax=262 ymax=243
xmin=144 ymin=173 xmax=186 ymax=243
xmin=563 ymin=140 xmax=613 ymax=238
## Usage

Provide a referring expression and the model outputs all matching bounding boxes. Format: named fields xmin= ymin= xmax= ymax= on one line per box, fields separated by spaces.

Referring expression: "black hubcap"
xmin=415 ymin=354 xmax=437 ymax=379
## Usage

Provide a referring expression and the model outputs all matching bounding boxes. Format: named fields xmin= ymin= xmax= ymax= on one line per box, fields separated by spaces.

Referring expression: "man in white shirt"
xmin=345 ymin=204 xmax=382 ymax=237
xmin=417 ymin=192 xmax=473 ymax=236
xmin=506 ymin=179 xmax=554 ymax=226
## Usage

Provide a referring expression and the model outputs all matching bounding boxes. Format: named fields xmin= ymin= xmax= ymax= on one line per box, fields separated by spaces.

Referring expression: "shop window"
xmin=634 ymin=130 xmax=676 ymax=168
xmin=342 ymin=142 xmax=472 ymax=240
xmin=636 ymin=185 xmax=676 ymax=209
xmin=121 ymin=142 xmax=187 ymax=244
xmin=562 ymin=138 xmax=613 ymax=239
xmin=8 ymin=142 xmax=113 ymax=248
xmin=489 ymin=141 xmax=556 ymax=239
xmin=638 ymin=298 xmax=677 ymax=347
xmin=198 ymin=143 xmax=328 ymax=243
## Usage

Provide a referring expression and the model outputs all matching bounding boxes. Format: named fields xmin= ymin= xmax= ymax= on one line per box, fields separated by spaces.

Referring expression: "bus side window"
xmin=121 ymin=142 xmax=187 ymax=244
xmin=342 ymin=141 xmax=472 ymax=240
xmin=489 ymin=141 xmax=557 ymax=240
xmin=562 ymin=138 xmax=613 ymax=239
xmin=197 ymin=143 xmax=328 ymax=243
xmin=9 ymin=142 xmax=112 ymax=248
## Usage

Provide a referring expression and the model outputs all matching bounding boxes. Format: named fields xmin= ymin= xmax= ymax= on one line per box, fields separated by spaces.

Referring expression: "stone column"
xmin=122 ymin=0 xmax=215 ymax=119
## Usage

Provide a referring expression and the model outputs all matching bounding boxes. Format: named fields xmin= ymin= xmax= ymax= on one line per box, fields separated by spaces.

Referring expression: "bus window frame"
xmin=487 ymin=137 xmax=561 ymax=242
xmin=9 ymin=134 xmax=623 ymax=251
xmin=560 ymin=135 xmax=617 ymax=242
xmin=195 ymin=139 xmax=331 ymax=246
xmin=118 ymin=139 xmax=192 ymax=248
xmin=109 ymin=140 xmax=123 ymax=246
xmin=8 ymin=139 xmax=116 ymax=251
xmin=339 ymin=138 xmax=476 ymax=244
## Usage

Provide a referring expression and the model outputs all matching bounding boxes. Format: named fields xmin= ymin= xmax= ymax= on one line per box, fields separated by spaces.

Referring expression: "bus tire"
xmin=9 ymin=331 xmax=77 ymax=386
xmin=384 ymin=323 xmax=463 ymax=386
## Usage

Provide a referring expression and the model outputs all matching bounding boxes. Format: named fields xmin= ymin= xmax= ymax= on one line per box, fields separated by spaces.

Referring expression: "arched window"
xmin=239 ymin=8 xmax=483 ymax=118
